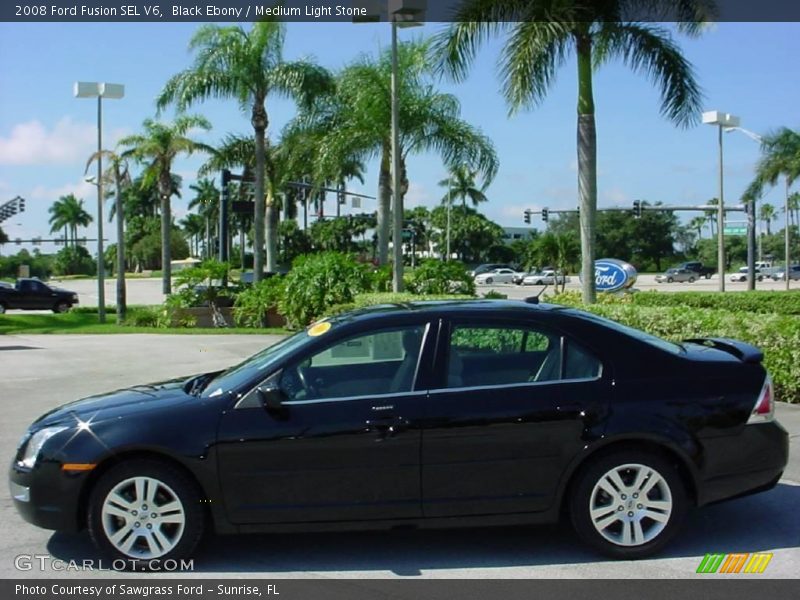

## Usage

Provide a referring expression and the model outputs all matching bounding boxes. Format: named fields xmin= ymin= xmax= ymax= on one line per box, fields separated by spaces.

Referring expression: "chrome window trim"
xmin=283 ymin=390 xmax=429 ymax=406
xmin=432 ymin=372 xmax=603 ymax=395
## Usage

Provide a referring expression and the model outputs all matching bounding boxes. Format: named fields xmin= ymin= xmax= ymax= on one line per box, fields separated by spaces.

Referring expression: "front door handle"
xmin=365 ymin=416 xmax=408 ymax=439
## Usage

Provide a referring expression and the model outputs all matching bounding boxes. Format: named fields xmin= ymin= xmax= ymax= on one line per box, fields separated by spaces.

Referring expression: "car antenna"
xmin=524 ymin=283 xmax=550 ymax=304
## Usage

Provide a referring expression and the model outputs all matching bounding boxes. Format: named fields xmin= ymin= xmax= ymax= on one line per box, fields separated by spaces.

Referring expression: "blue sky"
xmin=0 ymin=21 xmax=798 ymax=252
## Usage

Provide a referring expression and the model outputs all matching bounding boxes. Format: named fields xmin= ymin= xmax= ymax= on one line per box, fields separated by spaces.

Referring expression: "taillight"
xmin=747 ymin=376 xmax=774 ymax=424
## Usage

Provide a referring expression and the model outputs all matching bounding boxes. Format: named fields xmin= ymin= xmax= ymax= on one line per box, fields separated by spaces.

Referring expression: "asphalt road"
xmin=30 ymin=273 xmax=799 ymax=311
xmin=0 ymin=334 xmax=797 ymax=578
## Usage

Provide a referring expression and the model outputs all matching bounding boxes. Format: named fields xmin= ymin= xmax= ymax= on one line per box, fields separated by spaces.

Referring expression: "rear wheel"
xmin=570 ymin=451 xmax=687 ymax=559
xmin=688 ymin=277 xmax=695 ymax=283
xmin=88 ymin=460 xmax=205 ymax=569
xmin=485 ymin=277 xmax=493 ymax=284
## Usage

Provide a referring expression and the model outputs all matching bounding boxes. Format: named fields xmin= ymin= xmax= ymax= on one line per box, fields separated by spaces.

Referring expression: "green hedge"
xmin=627 ymin=290 xmax=800 ymax=315
xmin=324 ymin=292 xmax=472 ymax=318
xmin=551 ymin=292 xmax=800 ymax=403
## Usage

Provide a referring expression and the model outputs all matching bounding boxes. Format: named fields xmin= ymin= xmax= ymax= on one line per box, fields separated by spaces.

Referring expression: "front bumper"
xmin=9 ymin=461 xmax=89 ymax=532
xmin=697 ymin=420 xmax=789 ymax=506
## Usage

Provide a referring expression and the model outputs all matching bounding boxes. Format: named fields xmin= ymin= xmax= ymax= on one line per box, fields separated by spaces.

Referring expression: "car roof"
xmin=327 ymin=299 xmax=566 ymax=325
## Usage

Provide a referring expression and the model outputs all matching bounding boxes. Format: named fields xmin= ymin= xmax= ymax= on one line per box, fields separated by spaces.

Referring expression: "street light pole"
xmin=390 ymin=20 xmax=403 ymax=292
xmin=786 ymin=177 xmax=791 ymax=291
xmin=75 ymin=82 xmax=124 ymax=323
xmin=446 ymin=177 xmax=452 ymax=260
xmin=717 ymin=123 xmax=726 ymax=293
xmin=703 ymin=111 xmax=740 ymax=293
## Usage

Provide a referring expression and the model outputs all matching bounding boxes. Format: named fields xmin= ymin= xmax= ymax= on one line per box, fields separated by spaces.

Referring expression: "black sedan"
xmin=10 ymin=300 xmax=788 ymax=567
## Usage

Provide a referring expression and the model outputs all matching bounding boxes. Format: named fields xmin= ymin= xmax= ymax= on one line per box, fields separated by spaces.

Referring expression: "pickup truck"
xmin=0 ymin=278 xmax=79 ymax=313
xmin=675 ymin=261 xmax=715 ymax=279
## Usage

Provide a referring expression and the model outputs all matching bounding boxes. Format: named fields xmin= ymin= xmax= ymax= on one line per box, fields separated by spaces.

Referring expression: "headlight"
xmin=18 ymin=426 xmax=68 ymax=469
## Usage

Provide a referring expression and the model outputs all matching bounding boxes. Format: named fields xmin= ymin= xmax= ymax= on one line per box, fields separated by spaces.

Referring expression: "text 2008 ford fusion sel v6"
xmin=10 ymin=300 xmax=788 ymax=567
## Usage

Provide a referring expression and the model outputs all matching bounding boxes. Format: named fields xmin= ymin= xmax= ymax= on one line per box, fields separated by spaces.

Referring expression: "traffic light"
xmin=337 ymin=183 xmax=346 ymax=205
xmin=541 ymin=207 xmax=549 ymax=222
xmin=633 ymin=200 xmax=642 ymax=218
xmin=523 ymin=209 xmax=531 ymax=224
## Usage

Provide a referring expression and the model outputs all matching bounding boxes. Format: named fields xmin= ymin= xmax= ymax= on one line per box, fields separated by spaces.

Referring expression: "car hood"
xmin=31 ymin=375 xmax=199 ymax=429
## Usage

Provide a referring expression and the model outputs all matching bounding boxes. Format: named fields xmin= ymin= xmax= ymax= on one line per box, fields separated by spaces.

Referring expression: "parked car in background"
xmin=474 ymin=268 xmax=522 ymax=285
xmin=10 ymin=300 xmax=787 ymax=565
xmin=771 ymin=265 xmax=800 ymax=281
xmin=469 ymin=263 xmax=514 ymax=278
xmin=730 ymin=267 xmax=763 ymax=283
xmin=0 ymin=278 xmax=79 ymax=313
xmin=522 ymin=270 xmax=570 ymax=286
xmin=655 ymin=268 xmax=698 ymax=284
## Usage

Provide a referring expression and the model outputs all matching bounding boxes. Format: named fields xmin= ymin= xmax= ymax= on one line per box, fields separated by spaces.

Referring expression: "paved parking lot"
xmin=0 ymin=334 xmax=797 ymax=578
xmin=32 ymin=274 xmax=799 ymax=311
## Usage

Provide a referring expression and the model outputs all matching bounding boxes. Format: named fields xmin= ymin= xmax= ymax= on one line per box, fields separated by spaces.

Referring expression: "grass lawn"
xmin=0 ymin=312 xmax=286 ymax=335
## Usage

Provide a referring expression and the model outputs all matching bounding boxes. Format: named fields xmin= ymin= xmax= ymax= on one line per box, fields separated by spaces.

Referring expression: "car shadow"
xmin=46 ymin=482 xmax=799 ymax=576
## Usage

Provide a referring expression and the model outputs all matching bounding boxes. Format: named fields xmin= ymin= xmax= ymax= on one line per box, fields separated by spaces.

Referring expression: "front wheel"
xmin=569 ymin=451 xmax=687 ymax=559
xmin=0 ymin=303 xmax=6 ymax=314
xmin=53 ymin=301 xmax=71 ymax=313
xmin=666 ymin=277 xmax=674 ymax=283
xmin=688 ymin=277 xmax=695 ymax=283
xmin=88 ymin=460 xmax=205 ymax=569
xmin=485 ymin=277 xmax=493 ymax=284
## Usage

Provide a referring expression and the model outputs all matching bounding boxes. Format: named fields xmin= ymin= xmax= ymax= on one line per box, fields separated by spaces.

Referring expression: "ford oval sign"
xmin=594 ymin=258 xmax=637 ymax=292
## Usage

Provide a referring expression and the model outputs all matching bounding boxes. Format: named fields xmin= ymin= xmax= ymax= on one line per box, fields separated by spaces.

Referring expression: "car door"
xmin=421 ymin=317 xmax=609 ymax=517
xmin=216 ymin=321 xmax=434 ymax=525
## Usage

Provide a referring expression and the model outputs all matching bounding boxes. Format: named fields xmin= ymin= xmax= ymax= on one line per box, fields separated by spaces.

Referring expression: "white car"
xmin=522 ymin=270 xmax=571 ymax=286
xmin=474 ymin=268 xmax=521 ymax=285
xmin=729 ymin=267 xmax=763 ymax=282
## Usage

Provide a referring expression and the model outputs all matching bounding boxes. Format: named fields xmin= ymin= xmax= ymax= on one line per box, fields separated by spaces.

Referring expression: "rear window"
xmin=569 ymin=310 xmax=683 ymax=355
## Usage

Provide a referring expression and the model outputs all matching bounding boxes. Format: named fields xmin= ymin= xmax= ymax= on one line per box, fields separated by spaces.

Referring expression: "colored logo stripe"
xmin=696 ymin=553 xmax=773 ymax=574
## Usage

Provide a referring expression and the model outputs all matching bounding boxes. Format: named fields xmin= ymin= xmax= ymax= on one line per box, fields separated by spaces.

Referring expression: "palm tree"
xmin=293 ymin=39 xmax=498 ymax=265
xmin=688 ymin=216 xmax=706 ymax=240
xmin=434 ymin=1 xmax=712 ymax=303
xmin=188 ymin=178 xmax=220 ymax=258
xmin=438 ymin=164 xmax=489 ymax=209
xmin=0 ymin=225 xmax=9 ymax=246
xmin=744 ymin=127 xmax=800 ymax=288
xmin=787 ymin=191 xmax=800 ymax=229
xmin=180 ymin=213 xmax=206 ymax=257
xmin=48 ymin=194 xmax=93 ymax=247
xmin=760 ymin=203 xmax=777 ymax=236
xmin=157 ymin=21 xmax=333 ymax=281
xmin=85 ymin=150 xmax=131 ymax=322
xmin=705 ymin=198 xmax=719 ymax=237
xmin=118 ymin=115 xmax=212 ymax=294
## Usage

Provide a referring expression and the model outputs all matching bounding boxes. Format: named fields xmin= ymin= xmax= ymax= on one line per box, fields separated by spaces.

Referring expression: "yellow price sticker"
xmin=308 ymin=321 xmax=331 ymax=337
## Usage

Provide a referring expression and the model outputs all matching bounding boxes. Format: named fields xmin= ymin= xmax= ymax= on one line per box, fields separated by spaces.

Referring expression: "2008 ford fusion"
xmin=9 ymin=300 xmax=788 ymax=567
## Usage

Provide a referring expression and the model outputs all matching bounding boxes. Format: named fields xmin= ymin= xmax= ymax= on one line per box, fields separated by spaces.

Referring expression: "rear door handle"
xmin=365 ymin=416 xmax=408 ymax=439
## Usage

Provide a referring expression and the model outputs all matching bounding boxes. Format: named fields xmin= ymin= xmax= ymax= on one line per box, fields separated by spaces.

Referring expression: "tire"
xmin=666 ymin=277 xmax=674 ymax=283
xmin=0 ymin=303 xmax=6 ymax=314
xmin=569 ymin=450 xmax=687 ymax=560
xmin=485 ymin=278 xmax=493 ymax=284
xmin=705 ymin=274 xmax=712 ymax=280
xmin=688 ymin=277 xmax=695 ymax=283
xmin=87 ymin=460 xmax=205 ymax=570
xmin=53 ymin=301 xmax=71 ymax=313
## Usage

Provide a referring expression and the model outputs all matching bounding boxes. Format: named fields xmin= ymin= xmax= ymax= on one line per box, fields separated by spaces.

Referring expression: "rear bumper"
xmin=697 ymin=421 xmax=789 ymax=506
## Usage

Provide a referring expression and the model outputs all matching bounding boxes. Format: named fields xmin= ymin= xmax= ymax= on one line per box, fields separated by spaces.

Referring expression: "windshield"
xmin=202 ymin=329 xmax=311 ymax=398
xmin=570 ymin=310 xmax=684 ymax=355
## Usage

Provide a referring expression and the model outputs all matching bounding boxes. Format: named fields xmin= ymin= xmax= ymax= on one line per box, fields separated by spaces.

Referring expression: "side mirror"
xmin=256 ymin=384 xmax=286 ymax=413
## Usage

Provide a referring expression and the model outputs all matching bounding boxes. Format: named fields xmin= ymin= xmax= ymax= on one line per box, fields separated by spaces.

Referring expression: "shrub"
xmin=124 ymin=306 xmax=162 ymax=328
xmin=279 ymin=252 xmax=372 ymax=328
xmin=234 ymin=277 xmax=286 ymax=328
xmin=406 ymin=259 xmax=475 ymax=296
xmin=324 ymin=292 xmax=473 ymax=318
xmin=53 ymin=246 xmax=95 ymax=276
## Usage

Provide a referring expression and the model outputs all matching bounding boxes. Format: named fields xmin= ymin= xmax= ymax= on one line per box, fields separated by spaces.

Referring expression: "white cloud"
xmin=0 ymin=118 xmax=128 ymax=166
xmin=30 ymin=179 xmax=97 ymax=204
xmin=602 ymin=187 xmax=629 ymax=205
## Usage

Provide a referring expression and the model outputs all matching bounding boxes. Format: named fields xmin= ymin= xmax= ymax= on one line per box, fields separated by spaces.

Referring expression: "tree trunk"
xmin=252 ymin=100 xmax=268 ymax=280
xmin=115 ymin=172 xmax=127 ymax=323
xmin=159 ymin=168 xmax=173 ymax=294
xmin=377 ymin=148 xmax=391 ymax=266
xmin=239 ymin=221 xmax=245 ymax=270
xmin=576 ymin=34 xmax=597 ymax=305
xmin=266 ymin=189 xmax=279 ymax=274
